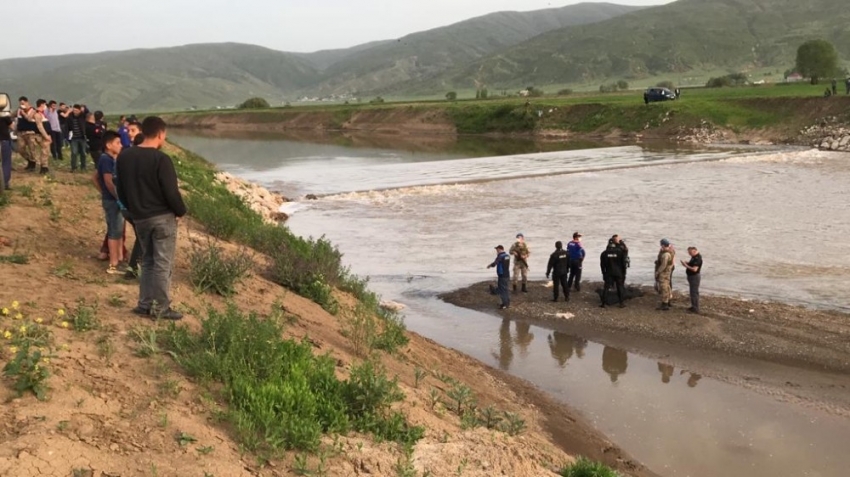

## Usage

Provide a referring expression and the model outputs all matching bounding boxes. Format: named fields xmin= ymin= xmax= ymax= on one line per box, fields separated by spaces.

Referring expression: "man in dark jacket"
xmin=600 ymin=242 xmax=627 ymax=308
xmin=66 ymin=105 xmax=88 ymax=171
xmin=85 ymin=111 xmax=106 ymax=164
xmin=566 ymin=232 xmax=585 ymax=292
xmin=487 ymin=245 xmax=512 ymax=310
xmin=546 ymin=241 xmax=571 ymax=302
xmin=116 ymin=116 xmax=187 ymax=320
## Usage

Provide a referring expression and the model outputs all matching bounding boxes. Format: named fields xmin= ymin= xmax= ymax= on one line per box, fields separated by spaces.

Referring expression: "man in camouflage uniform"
xmin=655 ymin=238 xmax=675 ymax=310
xmin=15 ymin=97 xmax=52 ymax=174
xmin=509 ymin=233 xmax=530 ymax=293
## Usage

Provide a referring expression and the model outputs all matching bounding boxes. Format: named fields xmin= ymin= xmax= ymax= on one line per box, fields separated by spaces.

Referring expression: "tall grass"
xmin=161 ymin=305 xmax=423 ymax=454
xmin=560 ymin=457 xmax=620 ymax=477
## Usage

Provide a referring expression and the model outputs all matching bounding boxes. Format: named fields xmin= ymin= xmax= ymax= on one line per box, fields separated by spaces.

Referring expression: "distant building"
xmin=785 ymin=72 xmax=804 ymax=83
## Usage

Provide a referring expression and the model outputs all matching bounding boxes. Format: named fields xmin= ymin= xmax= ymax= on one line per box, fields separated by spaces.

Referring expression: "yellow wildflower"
xmin=35 ymin=317 xmax=43 ymax=324
xmin=57 ymin=309 xmax=65 ymax=317
xmin=61 ymin=343 xmax=70 ymax=350
xmin=9 ymin=346 xmax=18 ymax=354
xmin=14 ymin=313 xmax=23 ymax=320
xmin=11 ymin=301 xmax=19 ymax=310
xmin=19 ymin=326 xmax=26 ymax=333
xmin=61 ymin=321 xmax=69 ymax=329
xmin=1 ymin=308 xmax=8 ymax=315
xmin=3 ymin=331 xmax=10 ymax=339
xmin=41 ymin=357 xmax=50 ymax=364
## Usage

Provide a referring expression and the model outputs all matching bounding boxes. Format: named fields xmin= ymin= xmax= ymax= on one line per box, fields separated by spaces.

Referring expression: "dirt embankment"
xmin=165 ymin=96 xmax=850 ymax=146
xmin=443 ymin=282 xmax=850 ymax=417
xmin=166 ymin=107 xmax=457 ymax=136
xmin=0 ymin=158 xmax=655 ymax=476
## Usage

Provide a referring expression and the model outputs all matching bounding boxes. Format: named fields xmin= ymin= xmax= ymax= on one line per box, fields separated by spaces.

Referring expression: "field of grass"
xmin=164 ymin=82 xmax=849 ymax=138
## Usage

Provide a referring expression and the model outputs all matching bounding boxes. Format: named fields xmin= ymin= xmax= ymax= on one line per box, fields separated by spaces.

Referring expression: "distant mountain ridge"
xmin=1 ymin=0 xmax=845 ymax=112
xmin=0 ymin=2 xmax=641 ymax=111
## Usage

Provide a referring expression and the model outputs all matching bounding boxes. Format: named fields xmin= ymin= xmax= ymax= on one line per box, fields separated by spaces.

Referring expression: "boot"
xmin=660 ymin=302 xmax=670 ymax=311
xmin=521 ymin=283 xmax=528 ymax=293
xmin=25 ymin=161 xmax=36 ymax=171
xmin=39 ymin=167 xmax=49 ymax=175
xmin=513 ymin=283 xmax=517 ymax=292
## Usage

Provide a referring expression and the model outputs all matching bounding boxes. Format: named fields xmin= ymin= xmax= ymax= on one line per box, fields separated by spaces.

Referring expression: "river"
xmin=172 ymin=131 xmax=850 ymax=477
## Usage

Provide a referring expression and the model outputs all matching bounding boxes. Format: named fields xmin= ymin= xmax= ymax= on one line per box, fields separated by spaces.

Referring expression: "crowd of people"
xmin=488 ymin=233 xmax=704 ymax=313
xmin=2 ymin=94 xmax=186 ymax=321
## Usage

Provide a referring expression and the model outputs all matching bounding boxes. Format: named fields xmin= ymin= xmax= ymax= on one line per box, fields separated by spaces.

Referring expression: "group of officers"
xmin=488 ymin=233 xmax=703 ymax=313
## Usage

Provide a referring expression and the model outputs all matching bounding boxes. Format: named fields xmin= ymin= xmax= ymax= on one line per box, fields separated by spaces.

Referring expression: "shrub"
xmin=161 ymin=305 xmax=423 ymax=453
xmin=238 ymin=97 xmax=270 ymax=109
xmin=445 ymin=91 xmax=457 ymax=101
xmin=616 ymin=80 xmax=629 ymax=90
xmin=557 ymin=88 xmax=574 ymax=96
xmin=705 ymin=73 xmax=748 ymax=88
xmin=369 ymin=96 xmax=385 ymax=104
xmin=599 ymin=83 xmax=618 ymax=93
xmin=526 ymin=86 xmax=545 ymax=97
xmin=560 ymin=457 xmax=620 ymax=477
xmin=189 ymin=239 xmax=253 ymax=296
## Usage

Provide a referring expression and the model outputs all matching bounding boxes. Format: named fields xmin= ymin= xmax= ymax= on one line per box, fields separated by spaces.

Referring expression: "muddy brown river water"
xmin=173 ymin=131 xmax=850 ymax=477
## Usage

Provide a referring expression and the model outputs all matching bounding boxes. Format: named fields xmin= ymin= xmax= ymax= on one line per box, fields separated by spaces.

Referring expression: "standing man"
xmin=546 ymin=241 xmax=571 ymax=302
xmin=600 ymin=240 xmax=627 ymax=308
xmin=681 ymin=246 xmax=703 ymax=314
xmin=566 ymin=232 xmax=585 ymax=292
xmin=655 ymin=239 xmax=675 ymax=310
xmin=611 ymin=234 xmax=630 ymax=278
xmin=85 ymin=112 xmax=106 ymax=165
xmin=846 ymin=78 xmax=850 ymax=95
xmin=509 ymin=233 xmax=530 ymax=293
xmin=117 ymin=116 xmax=132 ymax=150
xmin=0 ymin=99 xmax=12 ymax=190
xmin=46 ymin=101 xmax=64 ymax=160
xmin=14 ymin=97 xmax=39 ymax=171
xmin=487 ymin=245 xmax=512 ymax=310
xmin=116 ymin=117 xmax=187 ymax=320
xmin=831 ymin=79 xmax=838 ymax=96
xmin=67 ymin=105 xmax=88 ymax=171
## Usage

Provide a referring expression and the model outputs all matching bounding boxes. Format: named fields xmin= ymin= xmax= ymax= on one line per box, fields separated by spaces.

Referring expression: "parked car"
xmin=643 ymin=87 xmax=678 ymax=104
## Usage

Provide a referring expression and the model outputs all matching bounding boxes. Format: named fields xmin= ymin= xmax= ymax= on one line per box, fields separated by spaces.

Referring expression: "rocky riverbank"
xmin=213 ymin=171 xmax=290 ymax=222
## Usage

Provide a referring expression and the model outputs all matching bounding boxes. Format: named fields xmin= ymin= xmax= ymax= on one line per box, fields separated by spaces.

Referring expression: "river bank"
xmin=442 ymin=281 xmax=850 ymax=417
xmin=164 ymin=94 xmax=850 ymax=147
xmin=0 ymin=147 xmax=658 ymax=476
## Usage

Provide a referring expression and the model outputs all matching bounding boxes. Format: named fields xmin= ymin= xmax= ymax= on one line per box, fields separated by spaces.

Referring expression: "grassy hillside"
xmin=0 ymin=43 xmax=319 ymax=112
xmin=311 ymin=2 xmax=643 ymax=95
xmin=428 ymin=0 xmax=850 ymax=91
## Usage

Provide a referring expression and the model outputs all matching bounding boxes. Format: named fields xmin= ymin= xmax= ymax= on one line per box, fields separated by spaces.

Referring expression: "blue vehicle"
xmin=643 ymin=87 xmax=678 ymax=104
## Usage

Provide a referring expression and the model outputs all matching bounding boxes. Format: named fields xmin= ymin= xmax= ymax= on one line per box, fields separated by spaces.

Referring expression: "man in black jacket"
xmin=116 ymin=116 xmax=187 ymax=320
xmin=600 ymin=242 xmax=627 ymax=308
xmin=546 ymin=241 xmax=571 ymax=302
xmin=66 ymin=105 xmax=88 ymax=171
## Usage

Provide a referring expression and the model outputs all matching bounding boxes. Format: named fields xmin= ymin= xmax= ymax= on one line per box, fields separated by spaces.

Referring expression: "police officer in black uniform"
xmin=546 ymin=241 xmax=571 ymax=302
xmin=600 ymin=241 xmax=627 ymax=308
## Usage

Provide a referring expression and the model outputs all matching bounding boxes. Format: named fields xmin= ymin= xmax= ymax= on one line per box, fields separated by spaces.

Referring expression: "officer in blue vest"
xmin=487 ymin=245 xmax=512 ymax=310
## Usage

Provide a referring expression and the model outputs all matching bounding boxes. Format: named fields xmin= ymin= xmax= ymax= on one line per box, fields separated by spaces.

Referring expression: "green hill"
xmin=424 ymin=0 xmax=850 ymax=91
xmin=0 ymin=43 xmax=319 ymax=112
xmin=310 ymin=2 xmax=643 ymax=94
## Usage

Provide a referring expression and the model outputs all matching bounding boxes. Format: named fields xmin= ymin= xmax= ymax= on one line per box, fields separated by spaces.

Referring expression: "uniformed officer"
xmin=509 ymin=233 xmax=530 ymax=293
xmin=655 ymin=239 xmax=675 ymax=310
xmin=487 ymin=245 xmax=512 ymax=309
xmin=600 ymin=241 xmax=627 ymax=308
xmin=546 ymin=241 xmax=571 ymax=302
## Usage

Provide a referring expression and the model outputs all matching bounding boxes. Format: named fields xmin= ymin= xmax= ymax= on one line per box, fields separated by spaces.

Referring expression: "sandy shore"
xmin=442 ymin=281 xmax=850 ymax=416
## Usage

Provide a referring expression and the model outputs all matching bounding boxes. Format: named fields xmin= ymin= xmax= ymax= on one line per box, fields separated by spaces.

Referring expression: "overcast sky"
xmin=6 ymin=0 xmax=668 ymax=59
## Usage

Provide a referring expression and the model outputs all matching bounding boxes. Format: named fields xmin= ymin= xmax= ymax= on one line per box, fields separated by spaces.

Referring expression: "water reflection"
xmin=657 ymin=362 xmax=703 ymax=388
xmin=602 ymin=346 xmax=629 ymax=383
xmin=493 ymin=319 xmax=537 ymax=370
xmin=547 ymin=331 xmax=588 ymax=367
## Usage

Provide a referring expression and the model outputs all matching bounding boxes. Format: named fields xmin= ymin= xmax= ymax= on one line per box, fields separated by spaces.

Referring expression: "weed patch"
xmin=161 ymin=305 xmax=423 ymax=454
xmin=560 ymin=457 xmax=621 ymax=477
xmin=188 ymin=239 xmax=253 ymax=296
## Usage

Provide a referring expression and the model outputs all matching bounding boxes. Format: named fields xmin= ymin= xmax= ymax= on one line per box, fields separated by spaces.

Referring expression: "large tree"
xmin=795 ymin=40 xmax=840 ymax=85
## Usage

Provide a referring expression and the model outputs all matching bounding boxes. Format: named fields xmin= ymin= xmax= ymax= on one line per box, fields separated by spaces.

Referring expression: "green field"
xmin=166 ymin=82 xmax=849 ymax=139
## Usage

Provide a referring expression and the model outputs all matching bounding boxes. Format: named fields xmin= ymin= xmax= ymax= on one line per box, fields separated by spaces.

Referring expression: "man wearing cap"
xmin=566 ymin=232 xmax=585 ymax=292
xmin=487 ymin=245 xmax=512 ymax=309
xmin=509 ymin=233 xmax=530 ymax=293
xmin=655 ymin=239 xmax=676 ymax=311
xmin=546 ymin=241 xmax=571 ymax=302
xmin=681 ymin=246 xmax=703 ymax=314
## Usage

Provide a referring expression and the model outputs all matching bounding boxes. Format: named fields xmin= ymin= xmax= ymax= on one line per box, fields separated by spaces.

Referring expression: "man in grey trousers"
xmin=116 ymin=116 xmax=187 ymax=320
xmin=681 ymin=246 xmax=703 ymax=314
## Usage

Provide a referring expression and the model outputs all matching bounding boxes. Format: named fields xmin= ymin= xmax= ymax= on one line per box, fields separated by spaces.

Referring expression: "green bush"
xmin=445 ymin=91 xmax=458 ymax=101
xmin=560 ymin=457 xmax=620 ymax=477
xmin=706 ymin=73 xmax=748 ymax=88
xmin=557 ymin=88 xmax=574 ymax=96
xmin=238 ymin=97 xmax=270 ymax=109
xmin=188 ymin=239 xmax=253 ymax=296
xmin=161 ymin=305 xmax=423 ymax=453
